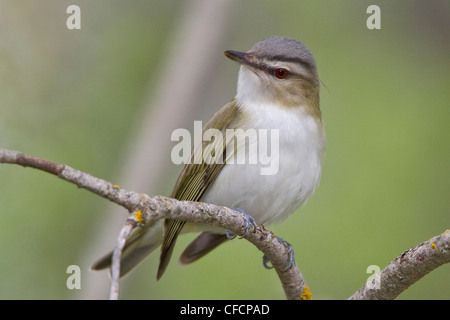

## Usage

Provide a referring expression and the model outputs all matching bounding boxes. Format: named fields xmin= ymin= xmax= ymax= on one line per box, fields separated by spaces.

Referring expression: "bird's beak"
xmin=224 ymin=50 xmax=258 ymax=69
xmin=224 ymin=50 xmax=247 ymax=63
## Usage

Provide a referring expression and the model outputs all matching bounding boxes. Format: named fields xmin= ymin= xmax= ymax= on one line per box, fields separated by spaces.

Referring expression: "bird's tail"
xmin=91 ymin=220 xmax=163 ymax=277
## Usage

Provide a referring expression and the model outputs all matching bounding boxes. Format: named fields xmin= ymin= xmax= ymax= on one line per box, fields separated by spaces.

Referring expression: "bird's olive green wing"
xmin=157 ymin=100 xmax=240 ymax=279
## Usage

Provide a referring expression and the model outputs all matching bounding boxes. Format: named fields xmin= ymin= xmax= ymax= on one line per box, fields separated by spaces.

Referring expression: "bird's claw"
xmin=262 ymin=255 xmax=273 ymax=269
xmin=225 ymin=207 xmax=257 ymax=240
xmin=262 ymin=237 xmax=295 ymax=271
xmin=225 ymin=229 xmax=236 ymax=240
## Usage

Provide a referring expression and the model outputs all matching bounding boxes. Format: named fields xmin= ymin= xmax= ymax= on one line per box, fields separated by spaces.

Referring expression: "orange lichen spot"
xmin=300 ymin=286 xmax=312 ymax=300
xmin=134 ymin=210 xmax=144 ymax=224
xmin=431 ymin=242 xmax=437 ymax=251
xmin=113 ymin=184 xmax=121 ymax=189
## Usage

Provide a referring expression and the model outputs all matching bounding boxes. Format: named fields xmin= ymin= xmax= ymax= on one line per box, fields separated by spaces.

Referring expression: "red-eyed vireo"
xmin=92 ymin=36 xmax=326 ymax=280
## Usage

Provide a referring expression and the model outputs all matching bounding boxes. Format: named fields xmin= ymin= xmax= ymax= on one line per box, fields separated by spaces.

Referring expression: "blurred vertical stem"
xmin=81 ymin=0 xmax=235 ymax=299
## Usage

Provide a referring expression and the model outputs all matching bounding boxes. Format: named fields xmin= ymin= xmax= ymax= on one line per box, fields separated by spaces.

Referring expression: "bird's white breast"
xmin=202 ymin=100 xmax=326 ymax=226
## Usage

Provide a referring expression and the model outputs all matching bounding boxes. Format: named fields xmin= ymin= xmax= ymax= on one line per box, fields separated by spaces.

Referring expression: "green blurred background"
xmin=0 ymin=0 xmax=448 ymax=299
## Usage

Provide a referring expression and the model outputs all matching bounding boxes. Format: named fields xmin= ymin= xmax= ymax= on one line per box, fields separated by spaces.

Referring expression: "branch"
xmin=349 ymin=229 xmax=450 ymax=300
xmin=2 ymin=148 xmax=448 ymax=300
xmin=0 ymin=148 xmax=309 ymax=300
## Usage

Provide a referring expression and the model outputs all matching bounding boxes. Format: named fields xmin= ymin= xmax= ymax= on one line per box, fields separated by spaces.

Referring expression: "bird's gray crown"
xmin=249 ymin=36 xmax=316 ymax=70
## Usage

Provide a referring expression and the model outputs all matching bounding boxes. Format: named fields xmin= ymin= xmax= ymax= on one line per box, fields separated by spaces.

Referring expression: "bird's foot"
xmin=262 ymin=237 xmax=295 ymax=271
xmin=225 ymin=207 xmax=257 ymax=240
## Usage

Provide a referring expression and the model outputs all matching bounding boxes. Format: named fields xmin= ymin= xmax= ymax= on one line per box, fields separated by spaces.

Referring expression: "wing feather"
xmin=157 ymin=100 xmax=241 ymax=279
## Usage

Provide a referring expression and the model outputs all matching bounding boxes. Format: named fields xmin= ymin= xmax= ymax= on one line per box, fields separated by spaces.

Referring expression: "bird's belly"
xmin=201 ymin=138 xmax=322 ymax=226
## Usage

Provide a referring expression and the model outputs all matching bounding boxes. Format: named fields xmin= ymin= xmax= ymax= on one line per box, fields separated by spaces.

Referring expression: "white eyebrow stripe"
xmin=264 ymin=60 xmax=313 ymax=79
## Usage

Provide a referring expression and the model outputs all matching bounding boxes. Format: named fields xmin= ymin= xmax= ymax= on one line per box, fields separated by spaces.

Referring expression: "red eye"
xmin=275 ymin=68 xmax=288 ymax=79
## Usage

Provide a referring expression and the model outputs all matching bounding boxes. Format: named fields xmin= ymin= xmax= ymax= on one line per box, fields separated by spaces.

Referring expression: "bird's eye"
xmin=275 ymin=68 xmax=288 ymax=79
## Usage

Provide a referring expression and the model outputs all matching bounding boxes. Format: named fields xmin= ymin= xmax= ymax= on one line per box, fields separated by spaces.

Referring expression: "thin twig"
xmin=109 ymin=219 xmax=137 ymax=300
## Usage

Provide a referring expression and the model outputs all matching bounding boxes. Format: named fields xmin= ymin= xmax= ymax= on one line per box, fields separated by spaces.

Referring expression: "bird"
xmin=92 ymin=36 xmax=326 ymax=280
